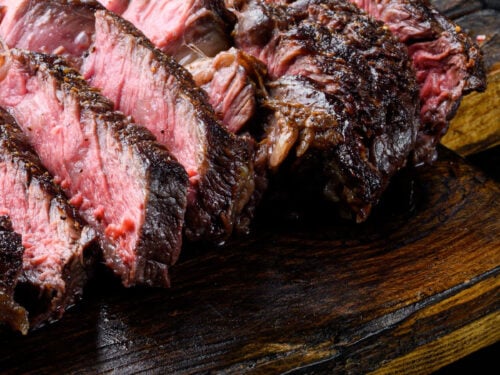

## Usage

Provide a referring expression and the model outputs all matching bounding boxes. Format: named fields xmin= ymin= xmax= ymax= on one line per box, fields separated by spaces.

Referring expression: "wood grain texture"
xmin=0 ymin=146 xmax=498 ymax=374
xmin=438 ymin=7 xmax=500 ymax=156
xmin=371 ymin=311 xmax=500 ymax=375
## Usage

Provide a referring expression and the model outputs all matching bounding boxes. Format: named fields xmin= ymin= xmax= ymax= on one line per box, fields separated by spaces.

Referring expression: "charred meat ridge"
xmin=0 ymin=215 xmax=27 ymax=334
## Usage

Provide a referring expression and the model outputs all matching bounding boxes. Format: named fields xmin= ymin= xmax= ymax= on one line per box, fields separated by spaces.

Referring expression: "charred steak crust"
xmin=0 ymin=215 xmax=28 ymax=334
xmin=349 ymin=0 xmax=486 ymax=164
xmin=91 ymin=10 xmax=256 ymax=242
xmin=0 ymin=50 xmax=188 ymax=287
xmin=0 ymin=108 xmax=97 ymax=330
xmin=231 ymin=0 xmax=420 ymax=221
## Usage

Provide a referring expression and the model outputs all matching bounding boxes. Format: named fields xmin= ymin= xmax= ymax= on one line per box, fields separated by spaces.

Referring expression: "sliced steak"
xmin=186 ymin=47 xmax=267 ymax=134
xmin=229 ymin=0 xmax=420 ymax=221
xmin=0 ymin=48 xmax=189 ymax=287
xmin=0 ymin=108 xmax=97 ymax=330
xmin=101 ymin=0 xmax=235 ymax=65
xmin=349 ymin=0 xmax=486 ymax=164
xmin=0 ymin=0 xmax=258 ymax=241
xmin=0 ymin=215 xmax=28 ymax=334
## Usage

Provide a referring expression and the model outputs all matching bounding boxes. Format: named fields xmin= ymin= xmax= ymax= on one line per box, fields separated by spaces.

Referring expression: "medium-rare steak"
xmin=0 ymin=108 xmax=97 ymax=330
xmin=228 ymin=0 xmax=420 ymax=221
xmin=0 ymin=48 xmax=189 ymax=287
xmin=349 ymin=0 xmax=486 ymax=164
xmin=101 ymin=0 xmax=235 ymax=65
xmin=0 ymin=0 xmax=258 ymax=242
xmin=0 ymin=215 xmax=28 ymax=334
xmin=82 ymin=10 xmax=257 ymax=241
xmin=186 ymin=47 xmax=267 ymax=134
xmin=102 ymin=0 xmax=264 ymax=136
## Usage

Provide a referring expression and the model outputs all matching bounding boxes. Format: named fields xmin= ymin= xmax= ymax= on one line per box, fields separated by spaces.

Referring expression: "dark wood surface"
xmin=0 ymin=145 xmax=498 ymax=374
xmin=1 ymin=2 xmax=499 ymax=374
xmin=438 ymin=1 xmax=500 ymax=155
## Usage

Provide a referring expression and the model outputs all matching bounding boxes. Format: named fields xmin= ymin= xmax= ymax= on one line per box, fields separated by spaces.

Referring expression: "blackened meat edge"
xmin=0 ymin=108 xmax=97 ymax=330
xmin=0 ymin=47 xmax=189 ymax=288
xmin=349 ymin=0 xmax=486 ymax=164
xmin=0 ymin=215 xmax=28 ymax=334
xmin=229 ymin=0 xmax=420 ymax=221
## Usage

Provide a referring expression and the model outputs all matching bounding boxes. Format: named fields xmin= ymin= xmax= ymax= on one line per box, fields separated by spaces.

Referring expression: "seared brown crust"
xmin=6 ymin=50 xmax=188 ymax=287
xmin=0 ymin=215 xmax=28 ymax=334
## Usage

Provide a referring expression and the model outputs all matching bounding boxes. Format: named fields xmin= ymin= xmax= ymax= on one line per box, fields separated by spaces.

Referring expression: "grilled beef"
xmin=83 ymin=10 xmax=257 ymax=241
xmin=228 ymin=0 xmax=420 ymax=221
xmin=0 ymin=0 xmax=258 ymax=242
xmin=186 ymin=47 xmax=267 ymax=134
xmin=0 ymin=48 xmax=189 ymax=287
xmin=0 ymin=215 xmax=28 ymax=334
xmin=0 ymin=108 xmax=97 ymax=330
xmin=101 ymin=0 xmax=235 ymax=65
xmin=349 ymin=0 xmax=486 ymax=164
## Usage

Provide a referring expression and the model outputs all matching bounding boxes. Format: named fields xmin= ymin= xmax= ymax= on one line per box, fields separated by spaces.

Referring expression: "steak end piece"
xmin=231 ymin=0 xmax=420 ymax=221
xmin=349 ymin=0 xmax=487 ymax=164
xmin=0 ymin=48 xmax=189 ymax=288
xmin=0 ymin=107 xmax=100 ymax=330
xmin=186 ymin=47 xmax=268 ymax=134
xmin=0 ymin=215 xmax=28 ymax=335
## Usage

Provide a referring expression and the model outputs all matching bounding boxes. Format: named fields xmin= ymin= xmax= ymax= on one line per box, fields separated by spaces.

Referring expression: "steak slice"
xmin=349 ymin=0 xmax=486 ymax=164
xmin=0 ymin=0 xmax=258 ymax=242
xmin=186 ymin=47 xmax=267 ymax=134
xmin=229 ymin=0 xmax=420 ymax=221
xmin=101 ymin=0 xmax=235 ymax=65
xmin=0 ymin=215 xmax=28 ymax=334
xmin=82 ymin=10 xmax=256 ymax=241
xmin=0 ymin=48 xmax=189 ymax=287
xmin=0 ymin=108 xmax=97 ymax=330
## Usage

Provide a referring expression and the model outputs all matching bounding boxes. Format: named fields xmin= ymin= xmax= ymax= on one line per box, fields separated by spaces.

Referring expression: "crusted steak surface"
xmin=229 ymin=0 xmax=420 ymax=220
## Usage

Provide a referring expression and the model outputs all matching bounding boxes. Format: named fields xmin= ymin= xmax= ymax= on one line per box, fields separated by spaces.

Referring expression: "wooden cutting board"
xmin=1 ymin=2 xmax=499 ymax=374
xmin=0 ymin=146 xmax=498 ymax=374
